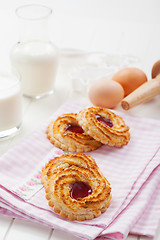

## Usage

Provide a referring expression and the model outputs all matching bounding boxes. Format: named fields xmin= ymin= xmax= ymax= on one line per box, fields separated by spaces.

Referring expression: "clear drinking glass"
xmin=0 ymin=73 xmax=23 ymax=139
xmin=10 ymin=4 xmax=59 ymax=99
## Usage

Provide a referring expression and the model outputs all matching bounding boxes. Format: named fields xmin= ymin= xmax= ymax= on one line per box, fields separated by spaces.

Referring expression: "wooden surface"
xmin=0 ymin=0 xmax=160 ymax=239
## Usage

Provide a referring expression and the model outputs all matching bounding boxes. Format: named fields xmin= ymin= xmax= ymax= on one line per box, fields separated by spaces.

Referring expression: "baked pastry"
xmin=46 ymin=113 xmax=102 ymax=153
xmin=77 ymin=107 xmax=130 ymax=147
xmin=41 ymin=153 xmax=111 ymax=221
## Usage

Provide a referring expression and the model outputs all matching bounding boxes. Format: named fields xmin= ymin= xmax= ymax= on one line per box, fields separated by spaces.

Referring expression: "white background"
xmin=0 ymin=0 xmax=160 ymax=240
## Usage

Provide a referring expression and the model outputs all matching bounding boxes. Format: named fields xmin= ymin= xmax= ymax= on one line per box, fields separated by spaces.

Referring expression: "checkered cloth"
xmin=0 ymin=101 xmax=160 ymax=240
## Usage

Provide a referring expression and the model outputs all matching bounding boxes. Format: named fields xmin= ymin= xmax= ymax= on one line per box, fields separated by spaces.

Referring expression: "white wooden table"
xmin=0 ymin=0 xmax=160 ymax=239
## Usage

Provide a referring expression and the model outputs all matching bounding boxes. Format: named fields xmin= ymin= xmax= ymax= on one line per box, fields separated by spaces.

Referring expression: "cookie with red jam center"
xmin=46 ymin=113 xmax=102 ymax=152
xmin=41 ymin=153 xmax=111 ymax=221
xmin=77 ymin=107 xmax=130 ymax=147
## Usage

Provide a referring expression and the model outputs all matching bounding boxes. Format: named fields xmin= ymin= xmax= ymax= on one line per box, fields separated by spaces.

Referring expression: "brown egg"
xmin=151 ymin=60 xmax=160 ymax=78
xmin=88 ymin=78 xmax=124 ymax=109
xmin=112 ymin=67 xmax=148 ymax=96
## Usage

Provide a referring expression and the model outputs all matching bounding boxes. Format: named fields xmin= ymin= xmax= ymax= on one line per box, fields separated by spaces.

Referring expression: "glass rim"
xmin=15 ymin=4 xmax=52 ymax=21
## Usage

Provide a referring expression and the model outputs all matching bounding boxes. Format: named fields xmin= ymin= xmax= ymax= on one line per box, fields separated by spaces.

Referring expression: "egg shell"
xmin=151 ymin=60 xmax=160 ymax=78
xmin=112 ymin=67 xmax=148 ymax=97
xmin=88 ymin=78 xmax=124 ymax=109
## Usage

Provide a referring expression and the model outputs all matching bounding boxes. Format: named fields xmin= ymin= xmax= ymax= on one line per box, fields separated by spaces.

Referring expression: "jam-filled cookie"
xmin=77 ymin=107 xmax=130 ymax=147
xmin=46 ymin=113 xmax=102 ymax=153
xmin=41 ymin=153 xmax=111 ymax=221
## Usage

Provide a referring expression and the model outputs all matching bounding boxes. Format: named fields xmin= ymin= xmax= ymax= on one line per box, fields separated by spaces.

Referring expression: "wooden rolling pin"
xmin=121 ymin=60 xmax=160 ymax=110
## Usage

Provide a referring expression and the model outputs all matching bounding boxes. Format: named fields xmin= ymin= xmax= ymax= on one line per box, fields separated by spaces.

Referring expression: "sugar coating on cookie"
xmin=77 ymin=107 xmax=130 ymax=147
xmin=41 ymin=153 xmax=111 ymax=221
xmin=46 ymin=113 xmax=102 ymax=153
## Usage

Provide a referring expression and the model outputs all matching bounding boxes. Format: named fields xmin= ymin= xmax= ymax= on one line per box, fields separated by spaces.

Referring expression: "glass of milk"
xmin=0 ymin=73 xmax=23 ymax=139
xmin=10 ymin=4 xmax=59 ymax=99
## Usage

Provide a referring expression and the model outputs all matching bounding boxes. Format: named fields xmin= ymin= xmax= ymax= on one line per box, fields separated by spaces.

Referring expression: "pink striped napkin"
xmin=0 ymin=101 xmax=160 ymax=240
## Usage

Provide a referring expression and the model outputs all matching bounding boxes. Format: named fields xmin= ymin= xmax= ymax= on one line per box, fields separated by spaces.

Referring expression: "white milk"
xmin=0 ymin=74 xmax=22 ymax=132
xmin=10 ymin=40 xmax=59 ymax=98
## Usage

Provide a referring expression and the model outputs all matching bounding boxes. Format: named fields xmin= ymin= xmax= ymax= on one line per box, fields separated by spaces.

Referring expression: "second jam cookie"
xmin=46 ymin=113 xmax=102 ymax=152
xmin=77 ymin=107 xmax=130 ymax=147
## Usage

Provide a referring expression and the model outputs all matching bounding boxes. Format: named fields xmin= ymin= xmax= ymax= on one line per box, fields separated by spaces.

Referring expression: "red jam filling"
xmin=66 ymin=124 xmax=84 ymax=134
xmin=70 ymin=181 xmax=92 ymax=199
xmin=96 ymin=115 xmax=113 ymax=127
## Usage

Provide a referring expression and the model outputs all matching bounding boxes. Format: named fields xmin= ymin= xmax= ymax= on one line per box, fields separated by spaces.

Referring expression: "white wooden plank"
xmin=50 ymin=229 xmax=80 ymax=240
xmin=5 ymin=219 xmax=51 ymax=240
xmin=0 ymin=215 xmax=13 ymax=240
